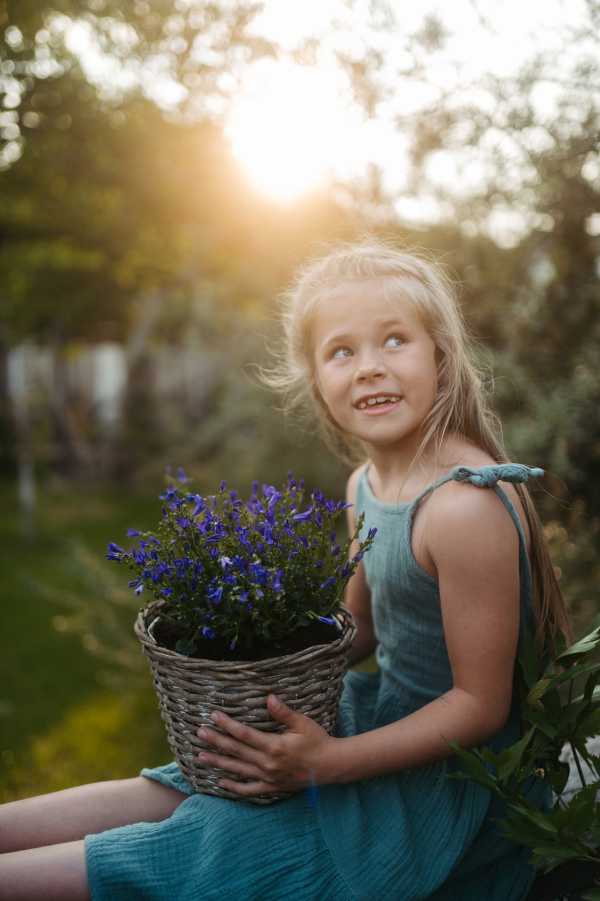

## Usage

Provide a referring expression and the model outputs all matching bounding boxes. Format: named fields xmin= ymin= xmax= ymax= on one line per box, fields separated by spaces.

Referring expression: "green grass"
xmin=0 ymin=479 xmax=171 ymax=801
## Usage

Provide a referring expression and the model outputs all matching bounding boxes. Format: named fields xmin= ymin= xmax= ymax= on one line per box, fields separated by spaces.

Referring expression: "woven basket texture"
xmin=135 ymin=602 xmax=357 ymax=804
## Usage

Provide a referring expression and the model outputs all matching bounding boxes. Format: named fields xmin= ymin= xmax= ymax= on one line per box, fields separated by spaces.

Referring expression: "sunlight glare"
xmin=226 ymin=61 xmax=357 ymax=202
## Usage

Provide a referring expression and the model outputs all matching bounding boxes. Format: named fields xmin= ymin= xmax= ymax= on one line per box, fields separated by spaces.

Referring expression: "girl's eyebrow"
xmin=320 ymin=318 xmax=411 ymax=349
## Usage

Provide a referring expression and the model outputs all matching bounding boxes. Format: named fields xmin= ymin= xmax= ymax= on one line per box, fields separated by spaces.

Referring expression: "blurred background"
xmin=2 ymin=0 xmax=600 ymax=801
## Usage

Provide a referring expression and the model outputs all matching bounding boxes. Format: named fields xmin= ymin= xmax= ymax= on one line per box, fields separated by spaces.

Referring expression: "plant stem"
xmin=571 ymin=740 xmax=588 ymax=788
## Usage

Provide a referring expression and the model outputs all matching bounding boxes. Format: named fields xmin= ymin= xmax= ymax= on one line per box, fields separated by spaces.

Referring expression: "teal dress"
xmin=85 ymin=464 xmax=549 ymax=901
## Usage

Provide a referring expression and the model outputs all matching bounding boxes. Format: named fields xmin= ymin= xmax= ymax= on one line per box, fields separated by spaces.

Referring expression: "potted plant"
xmin=106 ymin=470 xmax=375 ymax=803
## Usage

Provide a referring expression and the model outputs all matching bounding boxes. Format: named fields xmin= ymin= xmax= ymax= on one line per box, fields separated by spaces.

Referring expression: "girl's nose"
xmin=355 ymin=352 xmax=386 ymax=381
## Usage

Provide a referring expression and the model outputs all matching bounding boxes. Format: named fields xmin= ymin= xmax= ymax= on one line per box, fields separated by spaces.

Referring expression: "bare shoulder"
xmin=425 ymin=479 xmax=521 ymax=570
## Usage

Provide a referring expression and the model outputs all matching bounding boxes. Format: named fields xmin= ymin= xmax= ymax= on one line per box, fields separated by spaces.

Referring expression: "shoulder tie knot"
xmin=450 ymin=464 xmax=544 ymax=488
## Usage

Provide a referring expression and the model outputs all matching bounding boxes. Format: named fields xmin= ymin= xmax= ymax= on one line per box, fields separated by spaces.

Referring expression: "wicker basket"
xmin=135 ymin=603 xmax=357 ymax=804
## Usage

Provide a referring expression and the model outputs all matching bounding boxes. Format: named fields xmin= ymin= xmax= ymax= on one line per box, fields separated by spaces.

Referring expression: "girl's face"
xmin=312 ymin=281 xmax=439 ymax=453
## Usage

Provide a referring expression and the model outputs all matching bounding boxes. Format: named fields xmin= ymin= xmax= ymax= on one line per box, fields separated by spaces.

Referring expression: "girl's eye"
xmin=385 ymin=335 xmax=405 ymax=348
xmin=332 ymin=346 xmax=353 ymax=359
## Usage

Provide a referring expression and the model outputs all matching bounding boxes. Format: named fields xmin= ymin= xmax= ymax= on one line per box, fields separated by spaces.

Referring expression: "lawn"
xmin=0 ymin=478 xmax=172 ymax=802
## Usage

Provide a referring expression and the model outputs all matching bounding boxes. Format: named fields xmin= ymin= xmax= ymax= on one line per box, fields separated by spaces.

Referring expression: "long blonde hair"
xmin=271 ymin=240 xmax=572 ymax=654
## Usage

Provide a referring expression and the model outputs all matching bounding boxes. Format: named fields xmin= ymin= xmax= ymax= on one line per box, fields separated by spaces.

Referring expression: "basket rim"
xmin=134 ymin=600 xmax=356 ymax=672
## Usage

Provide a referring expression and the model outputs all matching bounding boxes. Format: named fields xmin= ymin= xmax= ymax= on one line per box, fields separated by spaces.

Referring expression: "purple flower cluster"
xmin=106 ymin=471 xmax=376 ymax=655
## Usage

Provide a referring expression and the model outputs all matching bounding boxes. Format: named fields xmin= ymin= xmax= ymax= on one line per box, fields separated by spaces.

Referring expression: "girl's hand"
xmin=197 ymin=694 xmax=336 ymax=796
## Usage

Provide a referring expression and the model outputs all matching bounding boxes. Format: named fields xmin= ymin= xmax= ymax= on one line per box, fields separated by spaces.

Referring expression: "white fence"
xmin=7 ymin=341 xmax=214 ymax=439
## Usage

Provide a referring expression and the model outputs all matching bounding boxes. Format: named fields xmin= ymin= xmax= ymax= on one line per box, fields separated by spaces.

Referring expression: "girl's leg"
xmin=0 ymin=776 xmax=187 ymax=853
xmin=0 ymin=840 xmax=90 ymax=901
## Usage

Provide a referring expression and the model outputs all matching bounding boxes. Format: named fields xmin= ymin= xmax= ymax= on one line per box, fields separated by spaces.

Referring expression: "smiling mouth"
xmin=356 ymin=395 xmax=401 ymax=410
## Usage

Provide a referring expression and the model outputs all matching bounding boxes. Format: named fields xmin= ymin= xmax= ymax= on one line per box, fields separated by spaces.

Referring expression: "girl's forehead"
xmin=313 ymin=280 xmax=422 ymax=328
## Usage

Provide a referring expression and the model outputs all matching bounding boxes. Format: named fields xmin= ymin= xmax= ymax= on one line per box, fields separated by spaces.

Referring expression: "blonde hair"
xmin=271 ymin=240 xmax=572 ymax=654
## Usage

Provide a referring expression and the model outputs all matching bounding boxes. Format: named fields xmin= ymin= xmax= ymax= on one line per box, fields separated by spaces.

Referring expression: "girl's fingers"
xmin=204 ymin=712 xmax=276 ymax=750
xmin=198 ymin=727 xmax=264 ymax=765
xmin=217 ymin=777 xmax=290 ymax=797
xmin=197 ymin=750 xmax=265 ymax=781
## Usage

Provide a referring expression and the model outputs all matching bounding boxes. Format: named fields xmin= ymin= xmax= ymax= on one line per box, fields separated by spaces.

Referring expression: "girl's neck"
xmin=363 ymin=432 xmax=489 ymax=505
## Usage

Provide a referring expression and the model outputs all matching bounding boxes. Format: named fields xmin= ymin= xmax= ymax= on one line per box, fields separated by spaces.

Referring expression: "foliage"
xmin=445 ymin=618 xmax=600 ymax=898
xmin=107 ymin=470 xmax=376 ymax=653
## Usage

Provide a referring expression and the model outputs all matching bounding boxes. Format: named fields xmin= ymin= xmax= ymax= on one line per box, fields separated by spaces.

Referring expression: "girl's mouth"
xmin=355 ymin=394 xmax=401 ymax=412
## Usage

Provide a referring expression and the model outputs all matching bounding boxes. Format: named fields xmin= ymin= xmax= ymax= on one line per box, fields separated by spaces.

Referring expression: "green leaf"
xmin=479 ymin=747 xmax=512 ymax=769
xmin=541 ymin=688 xmax=562 ymax=717
xmin=530 ymin=843 xmax=589 ymax=866
xmin=443 ymin=741 xmax=503 ymax=795
xmin=556 ymin=699 xmax=589 ymax=732
xmin=581 ymin=890 xmax=600 ymax=901
xmin=526 ymin=678 xmax=552 ymax=711
xmin=497 ymin=728 xmax=535 ymax=781
xmin=518 ymin=630 xmax=539 ymax=688
xmin=575 ymin=708 xmax=600 ymax=740
xmin=175 ymin=638 xmax=197 ymax=656
xmin=516 ymin=806 xmax=559 ymax=836
xmin=526 ymin=708 xmax=558 ymax=738
xmin=553 ymin=794 xmax=597 ymax=840
xmin=494 ymin=807 xmax=555 ymax=847
xmin=555 ymin=626 xmax=600 ymax=668
xmin=546 ymin=760 xmax=570 ymax=797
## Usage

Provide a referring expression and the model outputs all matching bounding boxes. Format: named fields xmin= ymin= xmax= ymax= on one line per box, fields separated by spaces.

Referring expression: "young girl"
xmin=0 ymin=243 xmax=572 ymax=901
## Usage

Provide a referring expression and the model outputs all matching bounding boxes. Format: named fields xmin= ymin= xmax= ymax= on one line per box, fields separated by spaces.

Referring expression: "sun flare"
xmin=226 ymin=61 xmax=358 ymax=202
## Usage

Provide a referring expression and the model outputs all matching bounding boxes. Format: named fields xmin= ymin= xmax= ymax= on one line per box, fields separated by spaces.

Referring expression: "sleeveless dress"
xmin=85 ymin=463 xmax=549 ymax=901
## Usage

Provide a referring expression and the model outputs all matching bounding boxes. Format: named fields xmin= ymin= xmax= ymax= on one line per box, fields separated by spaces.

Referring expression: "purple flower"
xmin=320 ymin=577 xmax=336 ymax=589
xmin=207 ymin=585 xmax=223 ymax=604
xmin=318 ymin=616 xmax=336 ymax=626
xmin=128 ymin=579 xmax=140 ymax=588
xmin=293 ymin=510 xmax=313 ymax=522
xmin=107 ymin=542 xmax=123 ymax=554
xmin=230 ymin=641 xmax=236 ymax=651
xmin=134 ymin=584 xmax=144 ymax=596
xmin=219 ymin=480 xmax=227 ymax=493
xmin=162 ymin=588 xmax=173 ymax=598
xmin=272 ymin=569 xmax=284 ymax=592
xmin=126 ymin=529 xmax=142 ymax=538
xmin=368 ymin=527 xmax=377 ymax=540
xmin=203 ymin=627 xmax=215 ymax=639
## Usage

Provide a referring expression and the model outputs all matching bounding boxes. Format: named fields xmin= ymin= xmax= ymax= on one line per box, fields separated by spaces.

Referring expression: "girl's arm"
xmin=344 ymin=466 xmax=378 ymax=667
xmin=198 ymin=481 xmax=521 ymax=795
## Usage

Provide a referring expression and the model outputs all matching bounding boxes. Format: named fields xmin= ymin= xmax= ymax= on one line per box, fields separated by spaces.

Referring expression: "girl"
xmin=0 ymin=243 xmax=572 ymax=901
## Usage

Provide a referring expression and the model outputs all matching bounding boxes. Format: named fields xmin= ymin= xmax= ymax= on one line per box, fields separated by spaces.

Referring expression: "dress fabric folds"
xmin=85 ymin=464 xmax=549 ymax=901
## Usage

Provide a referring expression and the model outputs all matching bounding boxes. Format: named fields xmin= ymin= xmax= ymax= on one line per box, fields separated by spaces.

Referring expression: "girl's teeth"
xmin=358 ymin=396 xmax=399 ymax=409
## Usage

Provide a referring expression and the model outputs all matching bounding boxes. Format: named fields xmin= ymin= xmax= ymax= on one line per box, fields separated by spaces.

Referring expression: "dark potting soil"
xmin=151 ymin=617 xmax=339 ymax=662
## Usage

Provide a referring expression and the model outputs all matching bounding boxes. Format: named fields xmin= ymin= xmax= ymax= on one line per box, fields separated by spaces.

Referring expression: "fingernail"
xmin=199 ymin=755 xmax=208 ymax=763
xmin=198 ymin=729 xmax=207 ymax=739
xmin=219 ymin=781 xmax=227 ymax=788
xmin=270 ymin=695 xmax=281 ymax=710
xmin=210 ymin=712 xmax=219 ymax=723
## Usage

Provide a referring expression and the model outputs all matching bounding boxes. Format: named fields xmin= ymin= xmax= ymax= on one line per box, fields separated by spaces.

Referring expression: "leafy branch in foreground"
xmin=446 ymin=616 xmax=600 ymax=900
